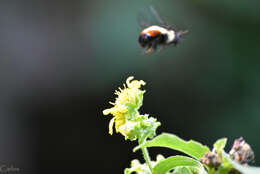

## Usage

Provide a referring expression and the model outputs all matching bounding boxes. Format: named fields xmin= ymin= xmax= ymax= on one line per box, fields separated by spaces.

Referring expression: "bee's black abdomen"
xmin=157 ymin=34 xmax=168 ymax=44
xmin=138 ymin=33 xmax=168 ymax=52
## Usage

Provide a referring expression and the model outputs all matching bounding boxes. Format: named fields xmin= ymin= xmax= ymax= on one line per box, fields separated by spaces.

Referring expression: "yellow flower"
xmin=103 ymin=76 xmax=146 ymax=136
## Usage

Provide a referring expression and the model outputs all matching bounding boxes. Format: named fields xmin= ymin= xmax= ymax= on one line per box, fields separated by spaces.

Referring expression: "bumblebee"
xmin=138 ymin=6 xmax=188 ymax=53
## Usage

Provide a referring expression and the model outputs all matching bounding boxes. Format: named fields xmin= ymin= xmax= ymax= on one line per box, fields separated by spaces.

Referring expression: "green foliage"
xmin=224 ymin=153 xmax=260 ymax=174
xmin=135 ymin=115 xmax=161 ymax=143
xmin=134 ymin=133 xmax=210 ymax=159
xmin=124 ymin=159 xmax=152 ymax=174
xmin=131 ymin=133 xmax=259 ymax=174
xmin=152 ymin=156 xmax=206 ymax=174
xmin=213 ymin=138 xmax=227 ymax=155
xmin=231 ymin=163 xmax=260 ymax=174
xmin=213 ymin=138 xmax=228 ymax=161
xmin=173 ymin=167 xmax=192 ymax=174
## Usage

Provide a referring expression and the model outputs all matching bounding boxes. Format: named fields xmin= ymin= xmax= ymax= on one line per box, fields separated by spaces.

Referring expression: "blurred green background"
xmin=0 ymin=0 xmax=259 ymax=174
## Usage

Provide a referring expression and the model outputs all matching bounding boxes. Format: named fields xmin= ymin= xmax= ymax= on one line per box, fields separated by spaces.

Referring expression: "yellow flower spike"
xmin=102 ymin=76 xmax=146 ymax=138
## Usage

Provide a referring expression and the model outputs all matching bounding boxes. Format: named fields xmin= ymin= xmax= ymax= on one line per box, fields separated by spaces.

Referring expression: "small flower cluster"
xmin=229 ymin=137 xmax=254 ymax=165
xmin=103 ymin=76 xmax=160 ymax=141
xmin=200 ymin=152 xmax=221 ymax=168
xmin=200 ymin=137 xmax=254 ymax=174
xmin=124 ymin=155 xmax=165 ymax=174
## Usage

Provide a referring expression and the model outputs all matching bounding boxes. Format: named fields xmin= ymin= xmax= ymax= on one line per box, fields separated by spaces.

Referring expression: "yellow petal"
xmin=103 ymin=108 xmax=113 ymax=115
xmin=108 ymin=117 xmax=115 ymax=135
xmin=126 ymin=76 xmax=134 ymax=87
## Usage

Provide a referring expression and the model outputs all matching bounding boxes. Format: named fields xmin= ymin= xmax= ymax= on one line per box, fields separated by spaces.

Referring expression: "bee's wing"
xmin=149 ymin=5 xmax=166 ymax=26
xmin=137 ymin=5 xmax=166 ymax=28
xmin=137 ymin=8 xmax=153 ymax=28
xmin=149 ymin=5 xmax=179 ymax=31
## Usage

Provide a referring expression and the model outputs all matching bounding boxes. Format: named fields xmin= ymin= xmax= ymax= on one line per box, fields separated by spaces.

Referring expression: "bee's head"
xmin=138 ymin=34 xmax=151 ymax=48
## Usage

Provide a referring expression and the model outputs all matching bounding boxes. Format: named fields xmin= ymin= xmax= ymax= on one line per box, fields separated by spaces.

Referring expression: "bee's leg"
xmin=172 ymin=39 xmax=178 ymax=46
xmin=144 ymin=43 xmax=153 ymax=54
xmin=158 ymin=45 xmax=165 ymax=52
xmin=152 ymin=36 xmax=164 ymax=52
xmin=145 ymin=48 xmax=153 ymax=54
xmin=152 ymin=42 xmax=157 ymax=51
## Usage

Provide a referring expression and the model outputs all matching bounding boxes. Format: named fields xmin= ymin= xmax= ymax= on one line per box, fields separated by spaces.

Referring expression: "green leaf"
xmin=152 ymin=155 xmax=206 ymax=174
xmin=134 ymin=133 xmax=210 ymax=159
xmin=216 ymin=166 xmax=229 ymax=174
xmin=172 ymin=167 xmax=192 ymax=174
xmin=213 ymin=138 xmax=227 ymax=154
xmin=224 ymin=153 xmax=260 ymax=174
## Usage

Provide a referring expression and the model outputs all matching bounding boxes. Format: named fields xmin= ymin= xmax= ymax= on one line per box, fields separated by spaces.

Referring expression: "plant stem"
xmin=141 ymin=147 xmax=153 ymax=172
xmin=138 ymin=136 xmax=153 ymax=173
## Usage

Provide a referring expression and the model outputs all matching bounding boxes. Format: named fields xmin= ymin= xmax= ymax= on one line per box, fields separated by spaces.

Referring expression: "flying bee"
xmin=138 ymin=6 xmax=188 ymax=54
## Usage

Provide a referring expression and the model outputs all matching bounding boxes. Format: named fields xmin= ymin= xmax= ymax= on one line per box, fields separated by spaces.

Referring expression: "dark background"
xmin=0 ymin=0 xmax=260 ymax=174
